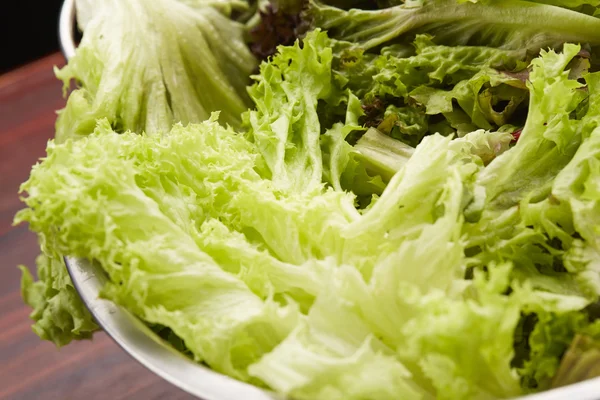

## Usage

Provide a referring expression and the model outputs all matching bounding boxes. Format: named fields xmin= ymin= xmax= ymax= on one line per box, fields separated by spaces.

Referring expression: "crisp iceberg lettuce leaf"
xmin=56 ymin=0 xmax=256 ymax=142
xmin=20 ymin=252 xmax=98 ymax=346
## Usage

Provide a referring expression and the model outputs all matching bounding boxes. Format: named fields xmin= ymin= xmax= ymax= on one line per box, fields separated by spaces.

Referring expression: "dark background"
xmin=2 ymin=0 xmax=65 ymax=73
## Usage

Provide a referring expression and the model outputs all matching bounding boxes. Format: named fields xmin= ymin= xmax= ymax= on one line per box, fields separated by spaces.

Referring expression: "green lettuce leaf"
xmin=244 ymin=29 xmax=336 ymax=192
xmin=411 ymin=67 xmax=528 ymax=131
xmin=16 ymin=118 xmax=306 ymax=381
xmin=56 ymin=0 xmax=256 ymax=142
xmin=308 ymin=0 xmax=600 ymax=52
xmin=21 ymin=0 xmax=260 ymax=346
xmin=519 ymin=310 xmax=600 ymax=391
xmin=465 ymin=48 xmax=600 ymax=301
xmin=248 ymin=290 xmax=423 ymax=400
xmin=250 ymin=132 xmax=522 ymax=399
xmin=20 ymin=252 xmax=98 ymax=346
xmin=397 ymin=264 xmax=525 ymax=399
xmin=477 ymin=44 xmax=586 ymax=210
xmin=335 ymin=35 xmax=525 ymax=101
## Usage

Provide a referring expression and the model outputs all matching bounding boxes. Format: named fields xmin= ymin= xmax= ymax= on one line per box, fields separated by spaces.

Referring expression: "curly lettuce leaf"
xmin=244 ymin=30 xmax=336 ymax=192
xmin=477 ymin=44 xmax=586 ymax=210
xmin=411 ymin=67 xmax=528 ymax=131
xmin=20 ymin=253 xmax=98 ymax=346
xmin=16 ymin=118 xmax=309 ymax=381
xmin=248 ymin=290 xmax=423 ymax=400
xmin=519 ymin=310 xmax=600 ymax=391
xmin=397 ymin=264 xmax=525 ymax=399
xmin=336 ymin=35 xmax=525 ymax=100
xmin=250 ymin=132 xmax=523 ymax=399
xmin=329 ymin=35 xmax=530 ymax=141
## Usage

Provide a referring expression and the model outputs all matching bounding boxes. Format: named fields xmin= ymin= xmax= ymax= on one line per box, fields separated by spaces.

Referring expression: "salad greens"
xmin=16 ymin=0 xmax=600 ymax=398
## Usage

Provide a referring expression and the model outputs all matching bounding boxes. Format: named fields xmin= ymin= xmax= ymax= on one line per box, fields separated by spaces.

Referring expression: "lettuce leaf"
xmin=17 ymin=118 xmax=306 ymax=381
xmin=411 ymin=67 xmax=528 ymax=131
xmin=322 ymin=33 xmax=531 ymax=151
xmin=19 ymin=252 xmax=98 ymax=346
xmin=244 ymin=29 xmax=337 ymax=192
xmin=249 ymin=132 xmax=524 ymax=399
xmin=460 ymin=53 xmax=600 ymax=316
xmin=519 ymin=311 xmax=600 ymax=391
xmin=248 ymin=290 xmax=423 ymax=400
xmin=477 ymin=44 xmax=587 ymax=210
xmin=55 ymin=0 xmax=256 ymax=142
xmin=309 ymin=0 xmax=600 ymax=52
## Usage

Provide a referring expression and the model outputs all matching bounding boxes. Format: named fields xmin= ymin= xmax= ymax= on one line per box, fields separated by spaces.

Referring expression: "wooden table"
xmin=0 ymin=54 xmax=195 ymax=400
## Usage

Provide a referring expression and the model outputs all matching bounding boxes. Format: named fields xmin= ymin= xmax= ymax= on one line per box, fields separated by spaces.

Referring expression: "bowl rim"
xmin=59 ymin=0 xmax=76 ymax=60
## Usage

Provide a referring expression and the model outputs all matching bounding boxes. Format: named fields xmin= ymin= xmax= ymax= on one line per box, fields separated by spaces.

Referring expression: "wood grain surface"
xmin=0 ymin=54 xmax=195 ymax=400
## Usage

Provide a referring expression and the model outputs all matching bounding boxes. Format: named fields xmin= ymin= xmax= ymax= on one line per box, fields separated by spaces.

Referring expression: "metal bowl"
xmin=58 ymin=1 xmax=600 ymax=399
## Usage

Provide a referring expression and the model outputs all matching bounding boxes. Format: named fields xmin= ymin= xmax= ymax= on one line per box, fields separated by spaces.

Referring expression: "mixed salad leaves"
xmin=16 ymin=0 xmax=600 ymax=398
